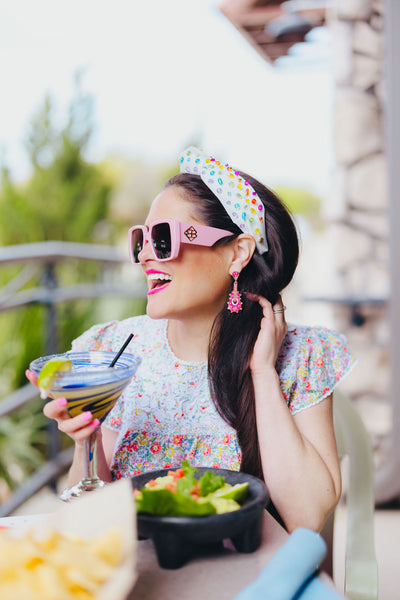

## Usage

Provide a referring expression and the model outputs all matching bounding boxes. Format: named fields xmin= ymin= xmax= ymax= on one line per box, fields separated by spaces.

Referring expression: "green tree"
xmin=0 ymin=75 xmax=120 ymax=493
xmin=0 ymin=77 xmax=111 ymax=245
xmin=275 ymin=185 xmax=322 ymax=224
xmin=0 ymin=74 xmax=114 ymax=392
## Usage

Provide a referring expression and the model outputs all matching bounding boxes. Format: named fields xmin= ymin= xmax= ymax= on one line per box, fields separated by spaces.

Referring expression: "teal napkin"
xmin=233 ymin=528 xmax=344 ymax=600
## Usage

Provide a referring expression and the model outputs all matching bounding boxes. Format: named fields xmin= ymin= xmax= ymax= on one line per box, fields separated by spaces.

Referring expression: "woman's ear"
xmin=229 ymin=234 xmax=256 ymax=273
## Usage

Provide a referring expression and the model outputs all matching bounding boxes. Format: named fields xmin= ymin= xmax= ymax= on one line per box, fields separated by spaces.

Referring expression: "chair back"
xmin=321 ymin=390 xmax=378 ymax=600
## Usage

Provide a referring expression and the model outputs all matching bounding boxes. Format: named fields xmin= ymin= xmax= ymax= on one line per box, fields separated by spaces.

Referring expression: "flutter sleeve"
xmin=70 ymin=320 xmax=120 ymax=352
xmin=277 ymin=325 xmax=357 ymax=415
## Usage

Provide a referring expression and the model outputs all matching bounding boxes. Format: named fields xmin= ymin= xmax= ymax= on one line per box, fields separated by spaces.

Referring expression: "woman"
xmin=28 ymin=147 xmax=355 ymax=532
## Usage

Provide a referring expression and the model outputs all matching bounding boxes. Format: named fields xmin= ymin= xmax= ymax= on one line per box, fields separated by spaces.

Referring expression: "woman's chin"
xmin=146 ymin=300 xmax=169 ymax=321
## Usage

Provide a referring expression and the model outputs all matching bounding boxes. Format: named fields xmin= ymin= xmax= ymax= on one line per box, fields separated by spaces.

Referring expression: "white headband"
xmin=179 ymin=147 xmax=268 ymax=254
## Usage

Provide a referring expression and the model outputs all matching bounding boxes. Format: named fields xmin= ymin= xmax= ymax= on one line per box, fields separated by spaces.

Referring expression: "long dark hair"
xmin=164 ymin=172 xmax=299 ymax=479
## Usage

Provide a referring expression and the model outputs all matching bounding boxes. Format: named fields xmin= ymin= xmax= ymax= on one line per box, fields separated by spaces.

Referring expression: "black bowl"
xmin=131 ymin=467 xmax=269 ymax=569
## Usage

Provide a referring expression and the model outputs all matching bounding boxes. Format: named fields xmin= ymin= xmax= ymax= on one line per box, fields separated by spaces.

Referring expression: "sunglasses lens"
xmin=131 ymin=229 xmax=144 ymax=263
xmin=152 ymin=222 xmax=172 ymax=260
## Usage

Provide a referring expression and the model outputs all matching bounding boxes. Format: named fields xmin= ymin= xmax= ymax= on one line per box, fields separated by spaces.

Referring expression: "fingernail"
xmin=91 ymin=418 xmax=100 ymax=428
xmin=83 ymin=411 xmax=93 ymax=421
xmin=57 ymin=398 xmax=68 ymax=407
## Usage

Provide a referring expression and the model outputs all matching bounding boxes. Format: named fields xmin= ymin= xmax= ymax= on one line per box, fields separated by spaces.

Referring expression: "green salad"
xmin=133 ymin=462 xmax=249 ymax=517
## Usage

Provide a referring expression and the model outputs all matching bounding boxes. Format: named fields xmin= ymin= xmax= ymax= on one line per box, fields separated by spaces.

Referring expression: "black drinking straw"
xmin=109 ymin=333 xmax=134 ymax=367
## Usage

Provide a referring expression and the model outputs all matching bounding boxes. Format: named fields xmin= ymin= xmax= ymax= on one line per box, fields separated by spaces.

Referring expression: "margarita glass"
xmin=30 ymin=351 xmax=140 ymax=501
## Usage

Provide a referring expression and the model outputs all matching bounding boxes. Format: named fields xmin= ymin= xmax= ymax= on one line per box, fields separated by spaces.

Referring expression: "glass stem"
xmin=84 ymin=431 xmax=99 ymax=481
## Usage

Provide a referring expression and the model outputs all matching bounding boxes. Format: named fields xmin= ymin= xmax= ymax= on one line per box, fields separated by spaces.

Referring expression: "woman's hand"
xmin=43 ymin=398 xmax=100 ymax=444
xmin=246 ymin=293 xmax=287 ymax=376
xmin=25 ymin=369 xmax=100 ymax=444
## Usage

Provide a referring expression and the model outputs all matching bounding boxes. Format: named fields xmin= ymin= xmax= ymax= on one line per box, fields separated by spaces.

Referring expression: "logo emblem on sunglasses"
xmin=184 ymin=226 xmax=198 ymax=242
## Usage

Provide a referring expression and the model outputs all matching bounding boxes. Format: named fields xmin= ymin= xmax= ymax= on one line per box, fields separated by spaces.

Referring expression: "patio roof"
xmin=218 ymin=0 xmax=327 ymax=63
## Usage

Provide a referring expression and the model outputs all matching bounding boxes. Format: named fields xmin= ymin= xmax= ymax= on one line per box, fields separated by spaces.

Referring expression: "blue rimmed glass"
xmin=30 ymin=351 xmax=141 ymax=501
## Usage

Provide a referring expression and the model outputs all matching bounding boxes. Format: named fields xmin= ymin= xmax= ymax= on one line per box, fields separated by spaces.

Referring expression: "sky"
xmin=0 ymin=0 xmax=334 ymax=197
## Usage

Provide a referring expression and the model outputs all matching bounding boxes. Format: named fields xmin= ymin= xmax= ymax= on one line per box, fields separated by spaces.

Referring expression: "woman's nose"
xmin=138 ymin=238 xmax=152 ymax=262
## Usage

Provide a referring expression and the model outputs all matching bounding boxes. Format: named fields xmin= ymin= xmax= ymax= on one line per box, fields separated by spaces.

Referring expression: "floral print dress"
xmin=71 ymin=314 xmax=356 ymax=479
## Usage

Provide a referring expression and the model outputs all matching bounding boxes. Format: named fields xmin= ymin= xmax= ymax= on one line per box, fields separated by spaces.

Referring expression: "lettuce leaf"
xmin=135 ymin=463 xmax=235 ymax=516
xmin=137 ymin=488 xmax=216 ymax=516
xmin=198 ymin=471 xmax=225 ymax=497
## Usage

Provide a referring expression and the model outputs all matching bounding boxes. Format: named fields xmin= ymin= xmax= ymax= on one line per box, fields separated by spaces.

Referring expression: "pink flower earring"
xmin=227 ymin=271 xmax=242 ymax=313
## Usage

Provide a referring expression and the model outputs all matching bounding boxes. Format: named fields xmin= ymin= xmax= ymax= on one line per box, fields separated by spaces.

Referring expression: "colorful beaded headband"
xmin=179 ymin=147 xmax=268 ymax=254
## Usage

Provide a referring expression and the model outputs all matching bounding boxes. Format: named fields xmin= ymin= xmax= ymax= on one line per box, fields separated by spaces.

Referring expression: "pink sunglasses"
xmin=128 ymin=218 xmax=234 ymax=264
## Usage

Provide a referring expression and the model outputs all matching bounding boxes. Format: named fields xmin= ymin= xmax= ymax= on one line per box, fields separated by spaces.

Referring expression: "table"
xmin=0 ymin=510 xmax=338 ymax=600
xmin=131 ymin=512 xmax=299 ymax=600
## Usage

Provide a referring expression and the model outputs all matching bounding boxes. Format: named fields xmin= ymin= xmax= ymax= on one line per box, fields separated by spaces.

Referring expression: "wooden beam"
xmin=218 ymin=1 xmax=327 ymax=63
xmin=219 ymin=1 xmax=283 ymax=28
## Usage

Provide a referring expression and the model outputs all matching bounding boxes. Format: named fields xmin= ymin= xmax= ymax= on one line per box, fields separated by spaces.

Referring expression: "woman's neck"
xmin=167 ymin=318 xmax=213 ymax=362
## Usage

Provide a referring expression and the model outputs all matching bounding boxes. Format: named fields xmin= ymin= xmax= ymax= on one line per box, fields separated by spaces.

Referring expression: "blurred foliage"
xmin=275 ymin=185 xmax=322 ymax=222
xmin=107 ymin=156 xmax=176 ymax=229
xmin=0 ymin=74 xmax=117 ymax=393
xmin=0 ymin=92 xmax=113 ymax=245
xmin=0 ymin=75 xmax=148 ymax=495
xmin=0 ymin=400 xmax=47 ymax=490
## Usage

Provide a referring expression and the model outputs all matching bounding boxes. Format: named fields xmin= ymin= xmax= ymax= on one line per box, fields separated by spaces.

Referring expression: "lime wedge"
xmin=210 ymin=497 xmax=241 ymax=513
xmin=214 ymin=482 xmax=249 ymax=503
xmin=38 ymin=357 xmax=73 ymax=399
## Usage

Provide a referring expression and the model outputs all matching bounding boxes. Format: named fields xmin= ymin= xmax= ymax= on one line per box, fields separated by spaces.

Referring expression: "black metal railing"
xmin=0 ymin=241 xmax=146 ymax=517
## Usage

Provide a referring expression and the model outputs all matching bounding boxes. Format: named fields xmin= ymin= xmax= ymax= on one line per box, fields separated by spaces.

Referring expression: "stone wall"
xmin=326 ymin=0 xmax=390 ymax=469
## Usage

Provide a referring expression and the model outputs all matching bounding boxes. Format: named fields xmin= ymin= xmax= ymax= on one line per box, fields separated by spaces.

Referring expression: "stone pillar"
xmin=326 ymin=0 xmax=392 ymax=495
